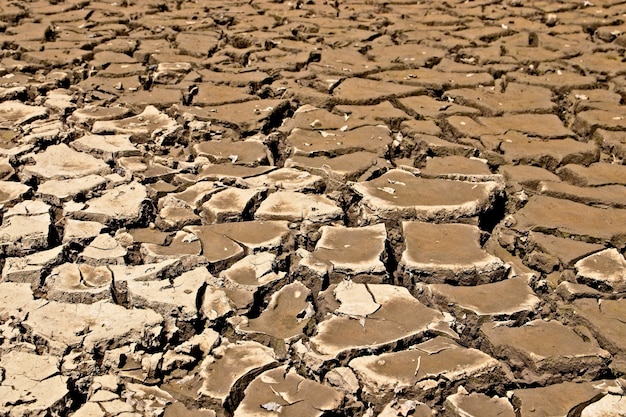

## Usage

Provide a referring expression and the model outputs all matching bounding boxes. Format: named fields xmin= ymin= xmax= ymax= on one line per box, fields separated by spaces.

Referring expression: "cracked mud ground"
xmin=2 ymin=0 xmax=626 ymax=416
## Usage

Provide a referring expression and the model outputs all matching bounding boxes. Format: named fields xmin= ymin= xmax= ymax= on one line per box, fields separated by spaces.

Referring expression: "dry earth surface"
xmin=1 ymin=0 xmax=626 ymax=416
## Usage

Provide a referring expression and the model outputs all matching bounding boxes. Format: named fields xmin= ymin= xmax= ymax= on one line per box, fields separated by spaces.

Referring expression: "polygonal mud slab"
xmin=62 ymin=219 xmax=105 ymax=245
xmin=350 ymin=169 xmax=503 ymax=224
xmin=481 ymin=319 xmax=610 ymax=380
xmin=427 ymin=276 xmax=541 ymax=317
xmin=126 ymin=267 xmax=209 ymax=321
xmin=219 ymin=252 xmax=286 ymax=311
xmin=78 ymin=234 xmax=127 ymax=266
xmin=512 ymin=380 xmax=623 ymax=417
xmin=254 ymin=191 xmax=343 ymax=223
xmin=536 ymin=181 xmax=626 ymax=209
xmin=297 ymin=223 xmax=387 ymax=282
xmin=575 ymin=248 xmax=626 ymax=292
xmin=24 ymin=300 xmax=163 ymax=355
xmin=193 ymin=139 xmax=271 ymax=166
xmin=71 ymin=181 xmax=150 ymax=226
xmin=202 ymin=187 xmax=265 ymax=224
xmin=331 ymin=77 xmax=424 ymax=105
xmin=307 ymin=283 xmax=450 ymax=365
xmin=444 ymin=83 xmax=556 ymax=116
xmin=0 ymin=101 xmax=47 ymax=128
xmin=420 ymin=156 xmax=500 ymax=182
xmin=233 ymin=365 xmax=344 ymax=417
xmin=198 ymin=341 xmax=277 ymax=411
xmin=285 ymin=151 xmax=385 ymax=184
xmin=91 ymin=105 xmax=180 ymax=143
xmin=156 ymin=205 xmax=201 ymax=231
xmin=285 ymin=125 xmax=392 ymax=158
xmin=444 ymin=391 xmax=515 ymax=417
xmin=2 ymin=245 xmax=63 ymax=286
xmin=448 ymin=114 xmax=574 ymax=138
xmin=71 ymin=134 xmax=139 ymax=162
xmin=349 ymin=337 xmax=500 ymax=403
xmin=70 ymin=105 xmax=132 ymax=125
xmin=140 ymin=230 xmax=206 ymax=269
xmin=580 ymin=393 xmax=626 ymax=417
xmin=181 ymin=226 xmax=246 ymax=272
xmin=571 ymin=298 xmax=626 ymax=356
xmin=510 ymin=195 xmax=626 ymax=248
xmin=22 ymin=143 xmax=110 ymax=181
xmin=399 ymin=221 xmax=508 ymax=286
xmin=242 ymin=168 xmax=325 ymax=193
xmin=36 ymin=175 xmax=107 ymax=205
xmin=0 ymin=351 xmax=70 ymax=416
xmin=558 ymin=162 xmax=626 ymax=186
xmin=484 ymin=134 xmax=599 ymax=171
xmin=45 ymin=263 xmax=113 ymax=304
xmin=0 ymin=201 xmax=50 ymax=256
xmin=179 ymin=99 xmax=290 ymax=134
xmin=0 ymin=180 xmax=30 ymax=206
xmin=527 ymin=231 xmax=605 ymax=268
xmin=236 ymin=281 xmax=312 ymax=341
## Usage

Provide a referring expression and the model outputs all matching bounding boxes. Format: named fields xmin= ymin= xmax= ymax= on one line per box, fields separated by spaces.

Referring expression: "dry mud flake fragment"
xmin=91 ymin=105 xmax=181 ymax=144
xmin=399 ymin=221 xmax=508 ymax=286
xmin=351 ymin=169 xmax=503 ymax=223
xmin=309 ymin=283 xmax=451 ymax=363
xmin=299 ymin=223 xmax=388 ymax=281
xmin=444 ymin=391 xmax=515 ymax=417
xmin=198 ymin=340 xmax=277 ymax=410
xmin=378 ymin=399 xmax=433 ymax=417
xmin=45 ymin=263 xmax=113 ymax=304
xmin=140 ymin=230 xmax=206 ymax=270
xmin=0 ymin=351 xmax=70 ymax=416
xmin=126 ymin=267 xmax=210 ymax=321
xmin=427 ymin=275 xmax=540 ymax=317
xmin=254 ymin=191 xmax=343 ymax=223
xmin=481 ymin=319 xmax=610 ymax=379
xmin=349 ymin=337 xmax=500 ymax=401
xmin=24 ymin=300 xmax=163 ymax=355
xmin=233 ymin=365 xmax=344 ymax=417
xmin=0 ymin=101 xmax=47 ymax=128
xmin=420 ymin=155 xmax=499 ymax=182
xmin=510 ymin=195 xmax=626 ymax=248
xmin=74 ymin=181 xmax=150 ymax=226
xmin=575 ymin=248 xmax=626 ymax=292
xmin=22 ymin=143 xmax=110 ymax=181
xmin=512 ymin=380 xmax=623 ymax=417
xmin=237 ymin=281 xmax=312 ymax=341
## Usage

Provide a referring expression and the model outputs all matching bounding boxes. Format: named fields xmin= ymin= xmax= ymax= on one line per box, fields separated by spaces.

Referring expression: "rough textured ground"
xmin=1 ymin=0 xmax=626 ymax=416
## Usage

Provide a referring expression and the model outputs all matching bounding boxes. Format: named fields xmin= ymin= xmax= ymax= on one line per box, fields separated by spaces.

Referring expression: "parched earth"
xmin=2 ymin=0 xmax=626 ymax=416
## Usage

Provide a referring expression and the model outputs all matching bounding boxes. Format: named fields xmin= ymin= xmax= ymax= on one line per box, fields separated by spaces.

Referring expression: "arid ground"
xmin=1 ymin=0 xmax=626 ymax=416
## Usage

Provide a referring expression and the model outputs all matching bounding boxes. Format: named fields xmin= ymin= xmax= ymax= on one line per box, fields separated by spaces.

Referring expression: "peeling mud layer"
xmin=2 ymin=0 xmax=626 ymax=416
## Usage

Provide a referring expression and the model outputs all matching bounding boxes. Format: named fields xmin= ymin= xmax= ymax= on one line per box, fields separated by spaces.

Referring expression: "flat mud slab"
xmin=2 ymin=1 xmax=626 ymax=416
